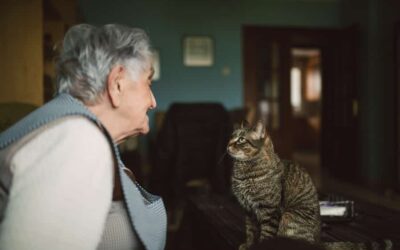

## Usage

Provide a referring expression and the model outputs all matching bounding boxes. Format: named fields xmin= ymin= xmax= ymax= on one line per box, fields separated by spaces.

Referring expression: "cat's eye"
xmin=237 ymin=137 xmax=246 ymax=144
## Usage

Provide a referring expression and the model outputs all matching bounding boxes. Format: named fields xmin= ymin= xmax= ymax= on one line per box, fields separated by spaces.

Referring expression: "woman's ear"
xmin=106 ymin=65 xmax=125 ymax=108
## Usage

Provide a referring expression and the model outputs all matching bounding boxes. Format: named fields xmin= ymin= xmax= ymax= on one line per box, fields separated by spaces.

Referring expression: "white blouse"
xmin=0 ymin=117 xmax=139 ymax=249
xmin=97 ymin=201 xmax=142 ymax=250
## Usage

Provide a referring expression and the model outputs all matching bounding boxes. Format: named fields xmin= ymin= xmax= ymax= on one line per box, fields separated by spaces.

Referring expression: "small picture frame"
xmin=183 ymin=36 xmax=214 ymax=67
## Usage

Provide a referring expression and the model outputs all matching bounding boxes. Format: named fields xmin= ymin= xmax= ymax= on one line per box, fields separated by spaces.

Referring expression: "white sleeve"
xmin=0 ymin=117 xmax=114 ymax=250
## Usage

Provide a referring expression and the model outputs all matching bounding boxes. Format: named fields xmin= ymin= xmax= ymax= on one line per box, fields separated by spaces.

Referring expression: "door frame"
xmin=395 ymin=21 xmax=400 ymax=191
xmin=242 ymin=25 xmax=360 ymax=182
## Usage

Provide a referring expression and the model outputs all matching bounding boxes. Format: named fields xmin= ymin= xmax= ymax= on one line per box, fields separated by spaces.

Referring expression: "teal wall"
xmin=78 ymin=0 xmax=341 ymax=116
xmin=78 ymin=0 xmax=342 ymax=165
xmin=78 ymin=0 xmax=400 ymax=189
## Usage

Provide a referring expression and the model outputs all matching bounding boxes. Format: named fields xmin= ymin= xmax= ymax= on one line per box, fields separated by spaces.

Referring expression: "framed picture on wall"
xmin=183 ymin=36 xmax=214 ymax=67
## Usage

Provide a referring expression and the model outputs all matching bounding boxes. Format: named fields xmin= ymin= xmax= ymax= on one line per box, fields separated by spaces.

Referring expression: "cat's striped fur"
xmin=228 ymin=121 xmax=320 ymax=250
xmin=228 ymin=121 xmax=392 ymax=250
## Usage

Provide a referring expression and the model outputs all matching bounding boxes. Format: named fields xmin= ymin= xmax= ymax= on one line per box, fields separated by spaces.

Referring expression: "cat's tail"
xmin=322 ymin=239 xmax=393 ymax=250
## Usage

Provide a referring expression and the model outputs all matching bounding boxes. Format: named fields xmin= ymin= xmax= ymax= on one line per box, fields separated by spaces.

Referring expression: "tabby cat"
xmin=227 ymin=120 xmax=392 ymax=250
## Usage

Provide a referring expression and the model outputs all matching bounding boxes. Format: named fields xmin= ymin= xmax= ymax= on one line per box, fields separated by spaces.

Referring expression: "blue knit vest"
xmin=0 ymin=94 xmax=167 ymax=250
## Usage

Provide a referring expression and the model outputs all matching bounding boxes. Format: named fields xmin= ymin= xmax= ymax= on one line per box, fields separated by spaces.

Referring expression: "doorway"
xmin=290 ymin=48 xmax=322 ymax=187
xmin=243 ymin=26 xmax=359 ymax=188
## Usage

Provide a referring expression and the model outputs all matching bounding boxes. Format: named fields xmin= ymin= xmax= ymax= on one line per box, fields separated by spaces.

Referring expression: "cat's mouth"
xmin=227 ymin=147 xmax=247 ymax=160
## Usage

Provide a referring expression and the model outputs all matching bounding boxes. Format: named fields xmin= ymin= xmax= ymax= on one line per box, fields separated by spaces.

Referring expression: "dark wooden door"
xmin=243 ymin=26 xmax=360 ymax=181
xmin=320 ymin=26 xmax=360 ymax=182
xmin=243 ymin=27 xmax=293 ymax=158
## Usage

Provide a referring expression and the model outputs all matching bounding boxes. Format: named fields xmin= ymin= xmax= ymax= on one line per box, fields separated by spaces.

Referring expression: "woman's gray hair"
xmin=56 ymin=23 xmax=153 ymax=104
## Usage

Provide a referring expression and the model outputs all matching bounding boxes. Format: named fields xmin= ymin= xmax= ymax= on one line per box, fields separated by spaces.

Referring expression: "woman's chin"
xmin=138 ymin=125 xmax=150 ymax=135
xmin=139 ymin=130 xmax=149 ymax=135
xmin=138 ymin=117 xmax=150 ymax=134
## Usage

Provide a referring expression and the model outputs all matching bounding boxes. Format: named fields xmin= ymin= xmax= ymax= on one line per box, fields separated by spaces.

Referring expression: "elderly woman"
xmin=0 ymin=24 xmax=166 ymax=250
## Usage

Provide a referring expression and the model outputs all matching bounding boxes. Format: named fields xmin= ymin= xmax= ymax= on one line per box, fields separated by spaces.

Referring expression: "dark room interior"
xmin=1 ymin=0 xmax=400 ymax=249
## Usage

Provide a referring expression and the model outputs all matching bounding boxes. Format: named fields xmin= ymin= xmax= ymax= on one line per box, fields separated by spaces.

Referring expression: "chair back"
xmin=151 ymin=103 xmax=233 ymax=203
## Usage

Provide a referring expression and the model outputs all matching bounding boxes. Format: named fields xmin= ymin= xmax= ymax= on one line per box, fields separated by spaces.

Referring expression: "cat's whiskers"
xmin=217 ymin=151 xmax=228 ymax=165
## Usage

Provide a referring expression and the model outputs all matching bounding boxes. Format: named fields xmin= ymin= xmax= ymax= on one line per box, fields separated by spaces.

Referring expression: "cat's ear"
xmin=240 ymin=120 xmax=249 ymax=129
xmin=254 ymin=120 xmax=265 ymax=139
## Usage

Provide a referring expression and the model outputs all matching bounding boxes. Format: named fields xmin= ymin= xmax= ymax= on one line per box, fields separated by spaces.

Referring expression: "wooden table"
xmin=176 ymin=193 xmax=400 ymax=250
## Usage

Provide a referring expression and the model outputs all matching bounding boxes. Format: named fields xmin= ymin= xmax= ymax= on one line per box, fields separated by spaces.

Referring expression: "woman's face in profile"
xmin=116 ymin=66 xmax=156 ymax=142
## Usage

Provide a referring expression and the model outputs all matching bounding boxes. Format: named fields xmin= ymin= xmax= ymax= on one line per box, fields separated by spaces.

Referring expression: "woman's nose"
xmin=149 ymin=91 xmax=157 ymax=109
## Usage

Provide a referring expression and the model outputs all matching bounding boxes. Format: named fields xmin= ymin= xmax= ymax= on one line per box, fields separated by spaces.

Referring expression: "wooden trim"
xmin=395 ymin=21 xmax=400 ymax=192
